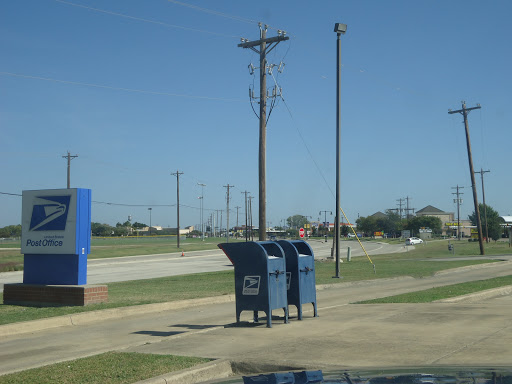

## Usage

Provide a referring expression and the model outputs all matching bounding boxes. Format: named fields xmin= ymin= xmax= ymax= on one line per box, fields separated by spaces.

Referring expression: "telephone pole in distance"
xmin=449 ymin=101 xmax=484 ymax=255
xmin=224 ymin=184 xmax=234 ymax=242
xmin=171 ymin=170 xmax=184 ymax=248
xmin=62 ymin=151 xmax=78 ymax=189
xmin=452 ymin=185 xmax=464 ymax=240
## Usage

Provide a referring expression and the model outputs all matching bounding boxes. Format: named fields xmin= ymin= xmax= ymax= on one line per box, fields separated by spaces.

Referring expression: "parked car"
xmin=405 ymin=237 xmax=423 ymax=245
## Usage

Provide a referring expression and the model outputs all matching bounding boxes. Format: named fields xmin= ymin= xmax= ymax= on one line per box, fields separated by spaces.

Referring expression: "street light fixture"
xmin=334 ymin=23 xmax=347 ymax=34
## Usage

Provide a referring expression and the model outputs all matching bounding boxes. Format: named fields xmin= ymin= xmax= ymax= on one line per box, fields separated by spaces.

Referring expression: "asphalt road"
xmin=0 ymin=240 xmax=406 ymax=291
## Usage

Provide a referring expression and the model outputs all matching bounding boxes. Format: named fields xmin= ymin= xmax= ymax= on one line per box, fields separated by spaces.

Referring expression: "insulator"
xmin=278 ymin=62 xmax=285 ymax=73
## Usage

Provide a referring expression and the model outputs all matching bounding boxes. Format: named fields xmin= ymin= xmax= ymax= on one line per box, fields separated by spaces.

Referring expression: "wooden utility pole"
xmin=62 ymin=151 xmax=78 ymax=189
xmin=475 ymin=169 xmax=490 ymax=242
xmin=241 ymin=191 xmax=249 ymax=242
xmin=238 ymin=25 xmax=289 ymax=241
xmin=224 ymin=184 xmax=234 ymax=242
xmin=171 ymin=170 xmax=184 ymax=248
xmin=452 ymin=185 xmax=464 ymax=240
xmin=449 ymin=102 xmax=484 ymax=255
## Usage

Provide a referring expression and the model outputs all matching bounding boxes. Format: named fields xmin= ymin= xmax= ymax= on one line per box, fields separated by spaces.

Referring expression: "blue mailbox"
xmin=219 ymin=241 xmax=289 ymax=328
xmin=277 ymin=240 xmax=318 ymax=320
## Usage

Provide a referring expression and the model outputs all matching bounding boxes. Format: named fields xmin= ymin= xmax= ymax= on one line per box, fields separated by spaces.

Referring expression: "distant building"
xmin=416 ymin=205 xmax=454 ymax=223
xmin=415 ymin=205 xmax=473 ymax=237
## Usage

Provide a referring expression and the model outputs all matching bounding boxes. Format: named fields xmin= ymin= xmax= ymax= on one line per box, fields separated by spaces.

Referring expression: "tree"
xmin=340 ymin=225 xmax=349 ymax=237
xmin=0 ymin=225 xmax=22 ymax=238
xmin=406 ymin=216 xmax=442 ymax=235
xmin=91 ymin=222 xmax=114 ymax=236
xmin=286 ymin=215 xmax=310 ymax=229
xmin=355 ymin=216 xmax=378 ymax=237
xmin=132 ymin=222 xmax=147 ymax=229
xmin=469 ymin=204 xmax=504 ymax=241
xmin=383 ymin=210 xmax=403 ymax=237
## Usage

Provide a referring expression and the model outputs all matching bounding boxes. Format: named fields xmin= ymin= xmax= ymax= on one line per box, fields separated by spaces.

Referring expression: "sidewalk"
xmin=1 ymin=261 xmax=512 ymax=381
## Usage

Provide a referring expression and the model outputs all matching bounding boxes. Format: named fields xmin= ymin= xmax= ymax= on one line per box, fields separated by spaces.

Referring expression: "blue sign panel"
xmin=21 ymin=188 xmax=91 ymax=285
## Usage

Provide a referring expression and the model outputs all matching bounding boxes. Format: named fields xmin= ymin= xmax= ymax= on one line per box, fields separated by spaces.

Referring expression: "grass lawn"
xmin=0 ymin=270 xmax=235 ymax=325
xmin=0 ymin=352 xmax=210 ymax=384
xmin=1 ymin=239 xmax=509 ymax=325
xmin=356 ymin=275 xmax=512 ymax=304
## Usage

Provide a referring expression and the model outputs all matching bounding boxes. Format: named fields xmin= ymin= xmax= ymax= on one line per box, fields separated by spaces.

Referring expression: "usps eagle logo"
xmin=29 ymin=195 xmax=71 ymax=231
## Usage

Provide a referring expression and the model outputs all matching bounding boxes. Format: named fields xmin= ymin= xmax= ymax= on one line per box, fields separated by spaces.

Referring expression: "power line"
xmin=167 ymin=0 xmax=259 ymax=26
xmin=0 ymin=192 xmax=22 ymax=197
xmin=54 ymin=0 xmax=240 ymax=38
xmin=0 ymin=72 xmax=243 ymax=102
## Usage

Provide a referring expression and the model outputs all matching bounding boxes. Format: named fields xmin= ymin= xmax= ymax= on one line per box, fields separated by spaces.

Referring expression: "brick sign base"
xmin=3 ymin=284 xmax=108 ymax=307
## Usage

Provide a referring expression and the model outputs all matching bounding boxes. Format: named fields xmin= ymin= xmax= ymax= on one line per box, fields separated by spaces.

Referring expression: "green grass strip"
xmin=356 ymin=275 xmax=512 ymax=304
xmin=0 ymin=352 xmax=210 ymax=384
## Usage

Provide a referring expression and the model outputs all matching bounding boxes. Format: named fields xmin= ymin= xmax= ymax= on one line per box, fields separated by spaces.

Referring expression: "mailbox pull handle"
xmin=300 ymin=266 xmax=314 ymax=274
xmin=269 ymin=270 xmax=285 ymax=281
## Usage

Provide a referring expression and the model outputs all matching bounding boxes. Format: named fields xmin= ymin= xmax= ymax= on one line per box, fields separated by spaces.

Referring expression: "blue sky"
xmin=1 ymin=0 xmax=510 ymax=230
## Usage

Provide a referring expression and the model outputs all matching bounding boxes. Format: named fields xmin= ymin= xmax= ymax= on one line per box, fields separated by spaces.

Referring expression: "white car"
xmin=405 ymin=237 xmax=423 ymax=245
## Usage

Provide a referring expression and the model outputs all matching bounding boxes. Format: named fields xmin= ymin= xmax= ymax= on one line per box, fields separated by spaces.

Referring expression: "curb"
xmin=135 ymin=359 xmax=233 ymax=384
xmin=0 ymin=295 xmax=235 ymax=338
xmin=434 ymin=285 xmax=512 ymax=303
xmin=434 ymin=260 xmax=512 ymax=275
xmin=133 ymin=359 xmax=313 ymax=384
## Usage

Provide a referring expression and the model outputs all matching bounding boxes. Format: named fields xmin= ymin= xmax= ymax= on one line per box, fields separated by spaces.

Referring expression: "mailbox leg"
xmin=253 ymin=311 xmax=259 ymax=323
xmin=266 ymin=308 xmax=272 ymax=328
xmin=284 ymin=307 xmax=289 ymax=324
xmin=313 ymin=302 xmax=319 ymax=317
xmin=297 ymin=304 xmax=303 ymax=321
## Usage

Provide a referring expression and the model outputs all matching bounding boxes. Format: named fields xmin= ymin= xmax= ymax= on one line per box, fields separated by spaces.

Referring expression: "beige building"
xmin=415 ymin=205 xmax=474 ymax=237
xmin=416 ymin=205 xmax=454 ymax=223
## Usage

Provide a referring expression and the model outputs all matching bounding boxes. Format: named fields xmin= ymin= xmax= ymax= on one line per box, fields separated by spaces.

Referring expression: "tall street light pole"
xmin=334 ymin=22 xmax=347 ymax=278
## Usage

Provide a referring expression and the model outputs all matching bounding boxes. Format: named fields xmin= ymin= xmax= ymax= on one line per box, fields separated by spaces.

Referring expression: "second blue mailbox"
xmin=219 ymin=241 xmax=289 ymax=328
xmin=277 ymin=240 xmax=318 ymax=320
